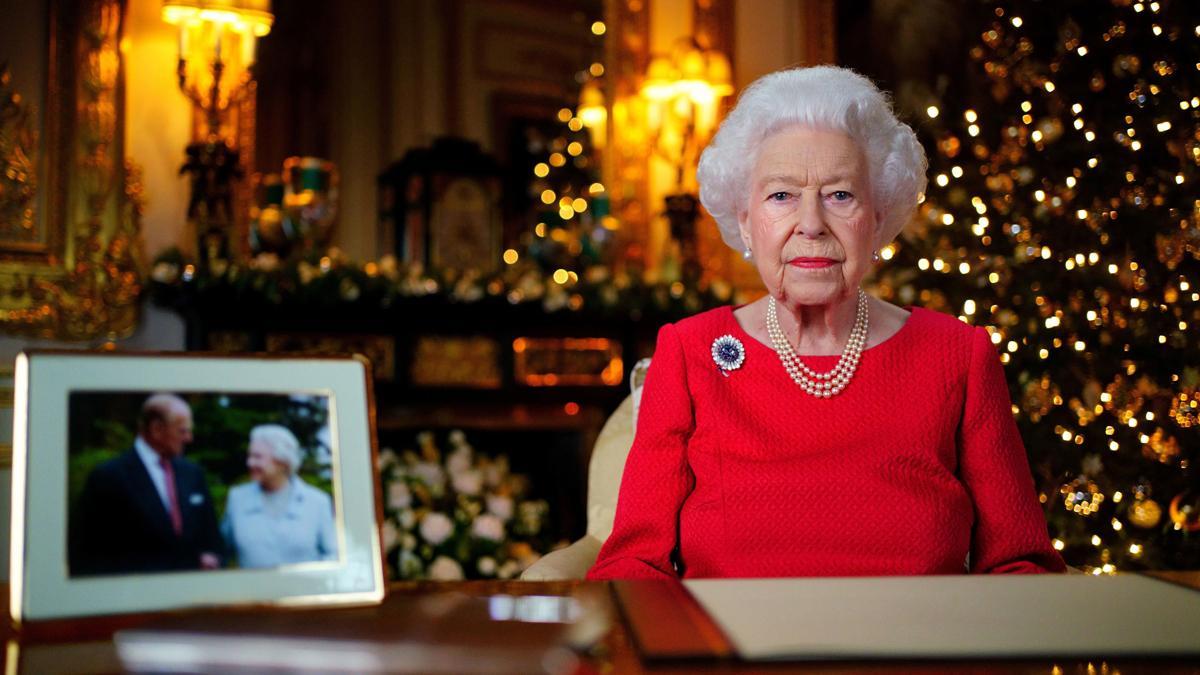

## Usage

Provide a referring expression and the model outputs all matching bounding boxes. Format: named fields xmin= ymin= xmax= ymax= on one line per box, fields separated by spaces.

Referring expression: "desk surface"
xmin=3 ymin=574 xmax=1199 ymax=674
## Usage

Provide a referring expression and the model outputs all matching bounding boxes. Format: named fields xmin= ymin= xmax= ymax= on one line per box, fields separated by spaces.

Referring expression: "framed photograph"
xmin=9 ymin=352 xmax=385 ymax=622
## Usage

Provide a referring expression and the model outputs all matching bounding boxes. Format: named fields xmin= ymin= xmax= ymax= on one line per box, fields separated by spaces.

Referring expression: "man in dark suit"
xmin=69 ymin=393 xmax=223 ymax=576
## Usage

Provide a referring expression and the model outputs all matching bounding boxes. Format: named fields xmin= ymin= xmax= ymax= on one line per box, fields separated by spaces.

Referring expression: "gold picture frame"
xmin=0 ymin=0 xmax=142 ymax=342
xmin=10 ymin=351 xmax=385 ymax=622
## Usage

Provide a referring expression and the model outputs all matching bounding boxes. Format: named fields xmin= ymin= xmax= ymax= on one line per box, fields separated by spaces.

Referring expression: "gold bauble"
xmin=1128 ymin=498 xmax=1162 ymax=529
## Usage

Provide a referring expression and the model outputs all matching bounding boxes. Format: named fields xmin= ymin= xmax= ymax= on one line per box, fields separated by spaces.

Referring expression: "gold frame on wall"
xmin=0 ymin=0 xmax=142 ymax=342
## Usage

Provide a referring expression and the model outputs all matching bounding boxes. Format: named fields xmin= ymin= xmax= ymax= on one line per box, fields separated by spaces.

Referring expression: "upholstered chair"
xmin=520 ymin=359 xmax=650 ymax=580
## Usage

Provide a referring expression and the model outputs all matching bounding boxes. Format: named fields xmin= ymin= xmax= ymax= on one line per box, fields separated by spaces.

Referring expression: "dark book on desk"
xmin=115 ymin=592 xmax=591 ymax=674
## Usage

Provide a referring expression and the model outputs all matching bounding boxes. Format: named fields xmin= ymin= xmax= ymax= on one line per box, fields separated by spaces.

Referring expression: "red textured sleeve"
xmin=587 ymin=323 xmax=695 ymax=580
xmin=960 ymin=327 xmax=1067 ymax=574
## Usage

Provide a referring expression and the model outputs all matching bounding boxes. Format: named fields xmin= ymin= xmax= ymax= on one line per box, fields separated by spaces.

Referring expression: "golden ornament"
xmin=1128 ymin=498 xmax=1162 ymax=529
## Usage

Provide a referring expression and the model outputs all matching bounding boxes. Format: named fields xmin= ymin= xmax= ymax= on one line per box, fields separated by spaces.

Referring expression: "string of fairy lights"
xmin=500 ymin=19 xmax=617 ymax=285
xmin=875 ymin=0 xmax=1200 ymax=571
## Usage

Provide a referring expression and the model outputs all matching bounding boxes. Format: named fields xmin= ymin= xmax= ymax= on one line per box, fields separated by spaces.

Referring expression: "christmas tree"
xmin=874 ymin=0 xmax=1200 ymax=571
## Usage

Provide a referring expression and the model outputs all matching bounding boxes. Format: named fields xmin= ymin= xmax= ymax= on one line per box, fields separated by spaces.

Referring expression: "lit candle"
xmin=214 ymin=23 xmax=224 ymax=63
xmin=240 ymin=34 xmax=256 ymax=68
xmin=178 ymin=24 xmax=189 ymax=61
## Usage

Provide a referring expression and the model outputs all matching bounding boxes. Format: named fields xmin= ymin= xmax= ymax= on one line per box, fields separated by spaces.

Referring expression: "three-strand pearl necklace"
xmin=765 ymin=289 xmax=869 ymax=398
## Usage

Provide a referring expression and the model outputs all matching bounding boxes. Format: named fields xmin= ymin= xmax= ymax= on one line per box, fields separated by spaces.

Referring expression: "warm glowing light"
xmin=549 ymin=152 xmax=566 ymax=167
xmin=502 ymin=249 xmax=519 ymax=265
xmin=591 ymin=21 xmax=606 ymax=35
xmin=1011 ymin=16 xmax=1023 ymax=27
xmin=541 ymin=189 xmax=556 ymax=205
xmin=926 ymin=105 xmax=939 ymax=119
xmin=567 ymin=118 xmax=584 ymax=132
xmin=552 ymin=269 xmax=569 ymax=284
xmin=533 ymin=162 xmax=549 ymax=177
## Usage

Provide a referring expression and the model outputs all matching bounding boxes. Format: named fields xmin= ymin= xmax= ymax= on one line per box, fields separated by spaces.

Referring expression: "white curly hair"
xmin=697 ymin=65 xmax=927 ymax=253
xmin=250 ymin=424 xmax=302 ymax=475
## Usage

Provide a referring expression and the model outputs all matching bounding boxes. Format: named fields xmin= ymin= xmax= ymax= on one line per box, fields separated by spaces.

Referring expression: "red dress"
xmin=588 ymin=306 xmax=1066 ymax=580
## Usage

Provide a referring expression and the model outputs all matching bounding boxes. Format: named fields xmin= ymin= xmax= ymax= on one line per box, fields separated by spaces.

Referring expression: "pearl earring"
xmin=743 ymin=248 xmax=752 ymax=261
xmin=872 ymin=250 xmax=880 ymax=263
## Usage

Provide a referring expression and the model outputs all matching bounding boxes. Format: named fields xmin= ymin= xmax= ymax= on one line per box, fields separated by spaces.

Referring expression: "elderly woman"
xmin=222 ymin=424 xmax=338 ymax=568
xmin=588 ymin=66 xmax=1065 ymax=580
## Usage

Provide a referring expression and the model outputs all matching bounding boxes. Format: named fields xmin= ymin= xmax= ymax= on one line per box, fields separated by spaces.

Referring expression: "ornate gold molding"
xmin=0 ymin=0 xmax=141 ymax=341
xmin=0 ymin=67 xmax=38 ymax=243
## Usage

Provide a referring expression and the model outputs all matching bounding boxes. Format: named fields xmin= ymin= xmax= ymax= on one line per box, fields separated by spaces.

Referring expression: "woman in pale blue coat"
xmin=222 ymin=424 xmax=338 ymax=568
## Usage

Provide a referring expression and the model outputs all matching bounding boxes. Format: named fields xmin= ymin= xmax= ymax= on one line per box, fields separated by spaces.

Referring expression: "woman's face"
xmin=738 ymin=125 xmax=878 ymax=309
xmin=247 ymin=439 xmax=289 ymax=487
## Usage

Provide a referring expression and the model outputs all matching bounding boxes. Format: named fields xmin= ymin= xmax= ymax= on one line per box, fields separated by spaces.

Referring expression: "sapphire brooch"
xmin=711 ymin=334 xmax=746 ymax=376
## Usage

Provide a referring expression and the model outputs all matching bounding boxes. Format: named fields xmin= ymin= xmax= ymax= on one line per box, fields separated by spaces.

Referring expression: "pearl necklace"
xmin=766 ymin=289 xmax=869 ymax=398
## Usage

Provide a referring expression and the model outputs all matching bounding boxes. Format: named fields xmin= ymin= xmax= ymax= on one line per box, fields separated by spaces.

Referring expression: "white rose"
xmin=486 ymin=494 xmax=514 ymax=521
xmin=412 ymin=462 xmax=446 ymax=491
xmin=428 ymin=556 xmax=464 ymax=581
xmin=398 ymin=508 xmax=416 ymax=530
xmin=377 ymin=448 xmax=399 ymax=470
xmin=446 ymin=447 xmax=472 ymax=474
xmin=419 ymin=512 xmax=454 ymax=545
xmin=387 ymin=481 xmax=412 ymax=510
xmin=382 ymin=519 xmax=399 ymax=550
xmin=477 ymin=556 xmax=497 ymax=577
xmin=398 ymin=550 xmax=423 ymax=578
xmin=483 ymin=461 xmax=506 ymax=488
xmin=497 ymin=560 xmax=520 ymax=580
xmin=452 ymin=469 xmax=483 ymax=496
xmin=471 ymin=513 xmax=505 ymax=542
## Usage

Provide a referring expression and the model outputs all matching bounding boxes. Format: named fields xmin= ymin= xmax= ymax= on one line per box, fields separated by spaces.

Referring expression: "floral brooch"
xmin=711 ymin=334 xmax=746 ymax=377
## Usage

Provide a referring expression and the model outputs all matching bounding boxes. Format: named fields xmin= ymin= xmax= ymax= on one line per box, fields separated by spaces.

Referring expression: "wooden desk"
xmin=3 ymin=577 xmax=1199 ymax=674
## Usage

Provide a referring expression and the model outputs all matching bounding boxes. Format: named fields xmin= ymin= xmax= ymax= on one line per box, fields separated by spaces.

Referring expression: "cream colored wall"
xmin=125 ymin=0 xmax=193 ymax=260
xmin=734 ymin=0 xmax=810 ymax=88
xmin=643 ymin=0 xmax=694 ymax=281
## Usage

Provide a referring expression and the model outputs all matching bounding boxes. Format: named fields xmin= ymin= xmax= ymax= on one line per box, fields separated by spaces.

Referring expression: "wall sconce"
xmin=162 ymin=0 xmax=272 ymax=138
xmin=641 ymin=38 xmax=732 ymax=282
xmin=162 ymin=0 xmax=273 ymax=266
xmin=641 ymin=38 xmax=732 ymax=190
xmin=577 ymin=79 xmax=607 ymax=150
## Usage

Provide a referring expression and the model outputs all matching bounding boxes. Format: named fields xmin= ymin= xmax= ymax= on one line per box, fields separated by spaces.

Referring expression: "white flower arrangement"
xmin=378 ymin=430 xmax=554 ymax=580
